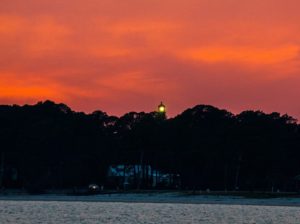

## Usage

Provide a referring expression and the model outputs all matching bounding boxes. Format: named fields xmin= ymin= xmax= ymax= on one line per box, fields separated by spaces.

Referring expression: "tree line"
xmin=0 ymin=100 xmax=300 ymax=192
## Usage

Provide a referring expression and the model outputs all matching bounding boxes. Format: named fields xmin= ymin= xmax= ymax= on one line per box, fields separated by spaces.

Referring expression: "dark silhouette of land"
xmin=0 ymin=100 xmax=300 ymax=194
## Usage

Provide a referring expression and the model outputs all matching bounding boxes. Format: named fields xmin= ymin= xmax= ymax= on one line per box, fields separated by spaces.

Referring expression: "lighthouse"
xmin=158 ymin=102 xmax=166 ymax=114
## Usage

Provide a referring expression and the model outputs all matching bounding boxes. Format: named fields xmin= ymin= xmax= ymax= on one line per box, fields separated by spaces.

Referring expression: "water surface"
xmin=1 ymin=200 xmax=300 ymax=224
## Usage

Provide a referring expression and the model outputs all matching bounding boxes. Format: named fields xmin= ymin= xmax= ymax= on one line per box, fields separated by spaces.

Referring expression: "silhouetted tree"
xmin=0 ymin=101 xmax=300 ymax=192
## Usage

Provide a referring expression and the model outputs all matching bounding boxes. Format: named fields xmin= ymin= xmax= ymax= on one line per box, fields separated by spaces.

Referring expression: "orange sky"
xmin=1 ymin=0 xmax=300 ymax=117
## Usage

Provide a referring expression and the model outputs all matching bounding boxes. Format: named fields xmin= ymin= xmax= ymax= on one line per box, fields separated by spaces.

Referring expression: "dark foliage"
xmin=0 ymin=100 xmax=299 ymax=191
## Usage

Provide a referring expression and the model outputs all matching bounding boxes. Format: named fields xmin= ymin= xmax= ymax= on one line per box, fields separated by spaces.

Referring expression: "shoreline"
xmin=1 ymin=192 xmax=300 ymax=207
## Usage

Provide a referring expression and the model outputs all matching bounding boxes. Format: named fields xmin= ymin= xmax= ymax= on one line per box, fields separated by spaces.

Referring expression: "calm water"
xmin=0 ymin=200 xmax=300 ymax=224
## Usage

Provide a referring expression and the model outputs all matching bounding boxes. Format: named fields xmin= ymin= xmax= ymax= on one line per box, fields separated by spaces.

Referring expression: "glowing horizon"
xmin=1 ymin=0 xmax=300 ymax=118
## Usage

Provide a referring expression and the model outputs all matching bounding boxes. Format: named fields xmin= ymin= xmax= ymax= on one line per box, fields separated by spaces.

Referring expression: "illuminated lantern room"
xmin=158 ymin=102 xmax=166 ymax=113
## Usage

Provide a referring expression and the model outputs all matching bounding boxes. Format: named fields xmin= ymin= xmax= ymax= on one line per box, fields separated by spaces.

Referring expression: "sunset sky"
xmin=1 ymin=0 xmax=300 ymax=117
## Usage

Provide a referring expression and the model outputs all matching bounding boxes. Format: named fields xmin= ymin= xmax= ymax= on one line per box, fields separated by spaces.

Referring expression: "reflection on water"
xmin=0 ymin=201 xmax=300 ymax=224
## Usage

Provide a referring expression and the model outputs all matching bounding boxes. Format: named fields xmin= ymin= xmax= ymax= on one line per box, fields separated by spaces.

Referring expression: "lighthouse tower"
xmin=157 ymin=102 xmax=166 ymax=118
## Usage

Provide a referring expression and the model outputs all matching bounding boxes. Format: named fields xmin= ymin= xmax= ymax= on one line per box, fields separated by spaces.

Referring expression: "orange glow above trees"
xmin=1 ymin=0 xmax=300 ymax=117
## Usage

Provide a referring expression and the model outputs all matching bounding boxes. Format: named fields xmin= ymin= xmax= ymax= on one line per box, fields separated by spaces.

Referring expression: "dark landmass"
xmin=0 ymin=100 xmax=300 ymax=194
xmin=1 ymin=191 xmax=300 ymax=207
